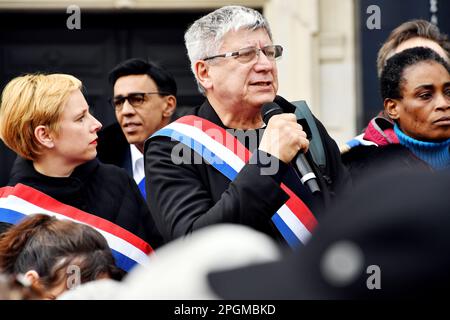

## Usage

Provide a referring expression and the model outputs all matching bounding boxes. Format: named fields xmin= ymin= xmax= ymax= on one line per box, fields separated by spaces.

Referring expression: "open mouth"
xmin=251 ymin=81 xmax=272 ymax=86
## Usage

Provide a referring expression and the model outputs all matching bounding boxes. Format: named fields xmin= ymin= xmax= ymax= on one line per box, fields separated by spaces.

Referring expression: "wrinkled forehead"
xmin=400 ymin=60 xmax=450 ymax=91
xmin=219 ymin=27 xmax=272 ymax=50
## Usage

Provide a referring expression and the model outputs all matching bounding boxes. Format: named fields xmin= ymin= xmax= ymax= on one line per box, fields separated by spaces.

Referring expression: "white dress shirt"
xmin=130 ymin=144 xmax=145 ymax=185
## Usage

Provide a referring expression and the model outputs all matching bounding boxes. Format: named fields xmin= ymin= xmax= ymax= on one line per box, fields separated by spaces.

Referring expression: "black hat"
xmin=208 ymin=168 xmax=450 ymax=299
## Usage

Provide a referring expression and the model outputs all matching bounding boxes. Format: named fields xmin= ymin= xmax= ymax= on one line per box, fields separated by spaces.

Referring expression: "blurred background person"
xmin=343 ymin=47 xmax=450 ymax=181
xmin=376 ymin=19 xmax=450 ymax=78
xmin=342 ymin=19 xmax=450 ymax=154
xmin=97 ymin=59 xmax=177 ymax=198
xmin=0 ymin=73 xmax=163 ymax=253
xmin=0 ymin=214 xmax=123 ymax=299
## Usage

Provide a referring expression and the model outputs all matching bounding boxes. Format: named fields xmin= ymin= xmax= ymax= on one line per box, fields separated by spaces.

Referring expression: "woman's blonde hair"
xmin=0 ymin=73 xmax=82 ymax=160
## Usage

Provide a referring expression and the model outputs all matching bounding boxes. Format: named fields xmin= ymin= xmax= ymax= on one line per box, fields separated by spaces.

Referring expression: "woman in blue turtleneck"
xmin=342 ymin=46 xmax=450 ymax=182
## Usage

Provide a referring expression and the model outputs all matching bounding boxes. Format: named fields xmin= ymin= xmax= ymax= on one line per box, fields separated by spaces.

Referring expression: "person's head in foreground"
xmin=0 ymin=73 xmax=102 ymax=177
xmin=0 ymin=214 xmax=122 ymax=299
xmin=207 ymin=168 xmax=450 ymax=299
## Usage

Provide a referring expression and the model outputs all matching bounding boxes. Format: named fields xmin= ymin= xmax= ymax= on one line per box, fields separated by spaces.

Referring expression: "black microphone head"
xmin=261 ymin=102 xmax=282 ymax=124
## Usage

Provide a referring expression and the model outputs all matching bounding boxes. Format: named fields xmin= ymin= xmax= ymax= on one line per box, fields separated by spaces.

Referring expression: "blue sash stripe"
xmin=154 ymin=128 xmax=238 ymax=180
xmin=0 ymin=208 xmax=136 ymax=272
xmin=111 ymin=249 xmax=138 ymax=273
xmin=271 ymin=214 xmax=302 ymax=249
xmin=346 ymin=138 xmax=361 ymax=148
xmin=138 ymin=178 xmax=146 ymax=199
xmin=0 ymin=208 xmax=26 ymax=225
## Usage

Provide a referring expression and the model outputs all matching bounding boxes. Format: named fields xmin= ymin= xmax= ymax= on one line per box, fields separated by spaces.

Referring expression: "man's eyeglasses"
xmin=203 ymin=45 xmax=283 ymax=64
xmin=110 ymin=92 xmax=169 ymax=111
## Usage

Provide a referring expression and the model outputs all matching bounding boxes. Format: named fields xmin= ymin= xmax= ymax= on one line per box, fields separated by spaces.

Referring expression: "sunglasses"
xmin=110 ymin=92 xmax=169 ymax=111
xmin=203 ymin=45 xmax=283 ymax=64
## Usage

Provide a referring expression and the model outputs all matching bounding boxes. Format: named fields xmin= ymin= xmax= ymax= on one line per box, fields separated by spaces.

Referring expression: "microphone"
xmin=261 ymin=102 xmax=321 ymax=194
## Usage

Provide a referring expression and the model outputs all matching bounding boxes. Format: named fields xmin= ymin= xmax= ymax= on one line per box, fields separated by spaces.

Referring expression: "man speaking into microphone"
xmin=144 ymin=5 xmax=350 ymax=246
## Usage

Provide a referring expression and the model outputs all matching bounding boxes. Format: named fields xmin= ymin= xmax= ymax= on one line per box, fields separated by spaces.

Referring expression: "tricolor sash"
xmin=151 ymin=115 xmax=318 ymax=248
xmin=0 ymin=184 xmax=153 ymax=272
xmin=345 ymin=133 xmax=378 ymax=149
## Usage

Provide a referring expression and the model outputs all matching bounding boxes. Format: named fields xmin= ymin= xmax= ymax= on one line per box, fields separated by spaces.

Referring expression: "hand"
xmin=258 ymin=113 xmax=309 ymax=163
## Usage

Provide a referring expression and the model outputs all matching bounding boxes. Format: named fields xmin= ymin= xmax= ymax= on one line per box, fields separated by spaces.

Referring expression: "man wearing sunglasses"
xmin=97 ymin=58 xmax=177 ymax=198
xmin=145 ymin=6 xmax=349 ymax=245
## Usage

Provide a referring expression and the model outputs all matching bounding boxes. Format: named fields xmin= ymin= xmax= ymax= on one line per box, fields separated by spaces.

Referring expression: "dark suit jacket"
xmin=144 ymin=98 xmax=349 ymax=244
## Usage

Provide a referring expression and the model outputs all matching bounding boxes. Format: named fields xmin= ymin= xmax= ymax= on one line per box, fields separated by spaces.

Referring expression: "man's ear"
xmin=194 ymin=60 xmax=213 ymax=90
xmin=384 ymin=98 xmax=400 ymax=120
xmin=34 ymin=125 xmax=55 ymax=149
xmin=162 ymin=95 xmax=177 ymax=118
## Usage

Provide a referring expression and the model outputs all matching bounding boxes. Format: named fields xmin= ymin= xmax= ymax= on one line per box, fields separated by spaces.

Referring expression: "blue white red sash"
xmin=152 ymin=115 xmax=318 ymax=248
xmin=0 ymin=184 xmax=153 ymax=272
xmin=345 ymin=133 xmax=378 ymax=149
xmin=340 ymin=133 xmax=378 ymax=153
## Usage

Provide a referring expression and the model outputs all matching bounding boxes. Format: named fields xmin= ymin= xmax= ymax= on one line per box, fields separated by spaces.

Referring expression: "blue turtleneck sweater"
xmin=394 ymin=124 xmax=450 ymax=170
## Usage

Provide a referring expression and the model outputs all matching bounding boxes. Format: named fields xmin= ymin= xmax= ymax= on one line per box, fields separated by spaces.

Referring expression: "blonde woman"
xmin=0 ymin=74 xmax=163 ymax=259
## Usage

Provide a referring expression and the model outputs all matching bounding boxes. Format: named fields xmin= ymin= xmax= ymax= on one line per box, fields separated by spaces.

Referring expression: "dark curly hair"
xmin=380 ymin=46 xmax=450 ymax=101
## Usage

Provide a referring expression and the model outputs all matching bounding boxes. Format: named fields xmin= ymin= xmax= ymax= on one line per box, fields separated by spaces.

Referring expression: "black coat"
xmin=8 ymin=157 xmax=164 ymax=249
xmin=342 ymin=144 xmax=431 ymax=184
xmin=208 ymin=168 xmax=450 ymax=299
xmin=96 ymin=122 xmax=133 ymax=177
xmin=145 ymin=98 xmax=350 ymax=243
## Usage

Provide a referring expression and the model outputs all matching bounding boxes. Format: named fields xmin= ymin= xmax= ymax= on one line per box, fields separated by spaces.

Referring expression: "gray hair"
xmin=184 ymin=5 xmax=272 ymax=95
